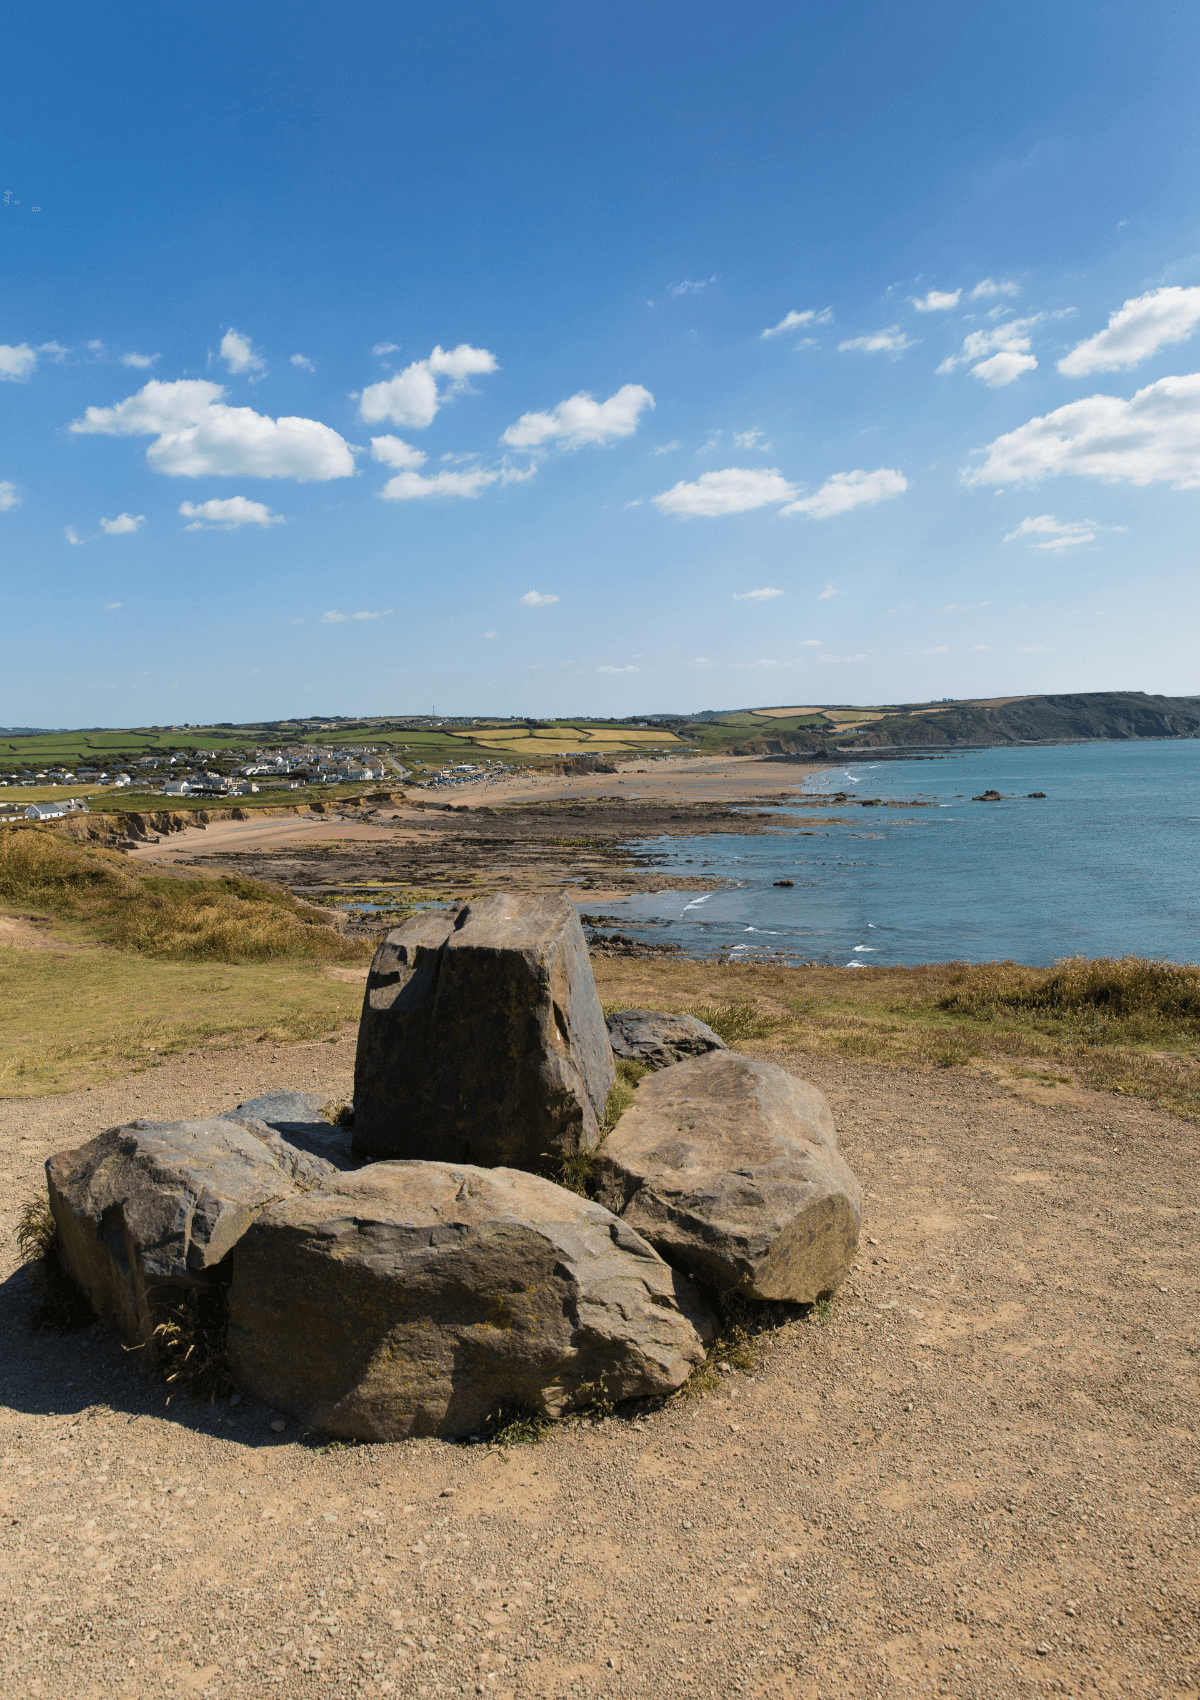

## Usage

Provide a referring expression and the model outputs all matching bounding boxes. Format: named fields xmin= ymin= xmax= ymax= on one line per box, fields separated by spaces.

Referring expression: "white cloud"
xmin=972 ymin=278 xmax=1020 ymax=300
xmin=39 ymin=341 xmax=69 ymax=362
xmin=670 ymin=276 xmax=716 ymax=296
xmin=910 ymin=289 xmax=961 ymax=312
xmin=120 ymin=351 xmax=158 ymax=368
xmin=106 ymin=601 xmax=122 ymax=610
xmin=783 ymin=466 xmax=908 ymax=518
xmin=817 ymin=583 xmax=840 ymax=599
xmin=733 ymin=587 xmax=783 ymax=601
xmin=761 ymin=308 xmax=831 ymax=339
xmin=483 ymin=630 xmax=497 ymax=639
xmin=100 ymin=512 xmax=145 ymax=535
xmin=1004 ymin=513 xmax=1098 ymax=550
xmin=819 ymin=651 xmax=871 ymax=663
xmin=70 ymin=379 xmax=355 ymax=480
xmin=972 ymin=351 xmax=1038 ymax=387
xmin=596 ymin=664 xmax=640 ymax=673
xmin=800 ymin=639 xmax=821 ymax=645
xmin=964 ymin=373 xmax=1200 ymax=488
xmin=520 ymin=591 xmax=559 ymax=606
xmin=179 ymin=497 xmax=284 ymax=530
xmin=733 ymin=429 xmax=769 ymax=450
xmin=653 ymin=466 xmax=796 ymax=517
xmin=502 ymin=383 xmax=653 ymax=449
xmin=689 ymin=657 xmax=712 ymax=666
xmin=838 ymin=326 xmax=916 ymax=356
xmin=0 ymin=481 xmax=19 ymax=511
xmin=972 ymin=643 xmax=990 ymax=651
xmin=290 ymin=354 xmax=315 ymax=371
xmin=938 ymin=316 xmax=1040 ymax=382
xmin=380 ymin=466 xmax=501 ymax=500
xmin=1057 ymin=286 xmax=1200 ymax=377
xmin=221 ymin=328 xmax=266 ymax=377
xmin=320 ymin=609 xmax=390 ymax=624
xmin=65 ymin=525 xmax=83 ymax=545
xmin=370 ymin=435 xmax=427 ymax=470
xmin=359 ymin=344 xmax=498 ymax=428
xmin=0 ymin=343 xmax=37 ymax=382
xmin=372 ymin=342 xmax=400 ymax=356
xmin=651 ymin=440 xmax=681 ymax=454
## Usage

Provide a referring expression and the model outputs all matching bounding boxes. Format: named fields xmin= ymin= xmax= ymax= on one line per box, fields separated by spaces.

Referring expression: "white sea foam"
xmin=682 ymin=893 xmax=712 ymax=912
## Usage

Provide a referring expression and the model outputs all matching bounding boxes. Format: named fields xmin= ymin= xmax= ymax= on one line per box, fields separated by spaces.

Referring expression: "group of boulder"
xmin=46 ymin=893 xmax=862 ymax=1442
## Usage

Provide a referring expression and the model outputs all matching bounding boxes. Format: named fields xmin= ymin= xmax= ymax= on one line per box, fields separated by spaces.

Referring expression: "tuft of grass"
xmin=685 ymin=1002 xmax=776 ymax=1044
xmin=485 ymin=1406 xmax=553 ymax=1447
xmin=0 ymin=825 xmax=372 ymax=965
xmin=16 ymin=1191 xmax=95 ymax=1332
xmin=152 ymin=1288 xmax=235 ymax=1406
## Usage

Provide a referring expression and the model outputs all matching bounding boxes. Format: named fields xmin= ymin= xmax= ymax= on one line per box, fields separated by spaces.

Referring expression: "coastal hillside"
xmin=716 ymin=691 xmax=1200 ymax=755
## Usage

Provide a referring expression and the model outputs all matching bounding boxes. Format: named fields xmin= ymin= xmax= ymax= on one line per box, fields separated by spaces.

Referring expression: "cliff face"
xmin=846 ymin=693 xmax=1200 ymax=749
xmin=727 ymin=693 xmax=1200 ymax=756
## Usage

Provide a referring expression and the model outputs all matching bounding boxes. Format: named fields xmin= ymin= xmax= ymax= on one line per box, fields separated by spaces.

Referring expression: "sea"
xmin=583 ymin=740 xmax=1200 ymax=968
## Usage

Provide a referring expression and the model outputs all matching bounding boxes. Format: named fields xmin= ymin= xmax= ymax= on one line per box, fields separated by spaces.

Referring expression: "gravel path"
xmin=1 ymin=1034 xmax=1196 ymax=1698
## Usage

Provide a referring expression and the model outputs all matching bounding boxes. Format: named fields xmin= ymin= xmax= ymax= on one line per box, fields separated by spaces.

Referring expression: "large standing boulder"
xmin=352 ymin=892 xmax=615 ymax=1169
xmin=607 ymin=1008 xmax=728 ymax=1069
xmin=597 ymin=1053 xmax=862 ymax=1302
xmin=46 ymin=1119 xmax=332 ymax=1346
xmin=225 ymin=1162 xmax=713 ymax=1440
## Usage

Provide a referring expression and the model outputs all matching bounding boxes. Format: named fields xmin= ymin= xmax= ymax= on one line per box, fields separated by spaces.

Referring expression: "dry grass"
xmin=153 ymin=1289 xmax=236 ymax=1406
xmin=591 ymin=954 xmax=1200 ymax=1123
xmin=1 ymin=825 xmax=373 ymax=965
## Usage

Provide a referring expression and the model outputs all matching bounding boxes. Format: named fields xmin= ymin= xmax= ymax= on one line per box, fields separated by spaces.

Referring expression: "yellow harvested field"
xmin=458 ymin=727 xmax=680 ymax=749
xmin=750 ymin=706 xmax=826 ymax=718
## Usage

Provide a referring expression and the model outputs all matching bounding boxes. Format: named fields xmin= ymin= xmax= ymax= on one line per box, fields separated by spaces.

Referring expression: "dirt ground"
xmin=1 ymin=1025 xmax=1197 ymax=1700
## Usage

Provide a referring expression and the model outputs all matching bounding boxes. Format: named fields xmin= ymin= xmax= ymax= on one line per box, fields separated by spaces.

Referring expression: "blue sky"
xmin=3 ymin=0 xmax=1200 ymax=724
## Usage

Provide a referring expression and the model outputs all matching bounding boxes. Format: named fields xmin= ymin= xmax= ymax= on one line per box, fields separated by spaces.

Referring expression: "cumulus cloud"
xmin=782 ymin=467 xmax=908 ymax=519
xmin=0 ymin=481 xmax=19 ymax=511
xmin=651 ymin=440 xmax=681 ymax=455
xmin=370 ymin=435 xmax=428 ymax=470
xmin=670 ymin=276 xmax=717 ymax=296
xmin=70 ymin=379 xmax=355 ymax=480
xmin=64 ymin=525 xmax=83 ymax=545
xmin=372 ymin=342 xmax=400 ymax=356
xmin=938 ymin=316 xmax=1040 ymax=383
xmin=380 ymin=466 xmax=502 ymax=500
xmin=221 ymin=328 xmax=266 ymax=376
xmin=910 ymin=289 xmax=961 ymax=312
xmin=1004 ymin=513 xmax=1098 ymax=550
xmin=290 ymin=354 xmax=314 ymax=371
xmin=502 ymin=383 xmax=653 ymax=449
xmin=520 ymin=591 xmax=559 ymax=607
xmin=964 ymin=373 xmax=1200 ymax=488
xmin=972 ymin=351 xmax=1038 ymax=387
xmin=972 ymin=278 xmax=1020 ymax=300
xmin=120 ymin=351 xmax=158 ymax=368
xmin=733 ymin=428 xmax=769 ymax=450
xmin=321 ymin=609 xmax=391 ymax=623
xmin=733 ymin=587 xmax=783 ymax=601
xmin=838 ymin=326 xmax=916 ymax=356
xmin=653 ymin=466 xmax=797 ymax=517
xmin=39 ymin=341 xmax=69 ymax=362
xmin=596 ymin=663 xmax=639 ymax=673
xmin=818 ymin=583 xmax=840 ymax=599
xmin=179 ymin=497 xmax=284 ymax=530
xmin=761 ymin=308 xmax=832 ymax=339
xmin=100 ymin=512 xmax=145 ymax=535
xmin=1057 ymin=286 xmax=1200 ymax=377
xmin=0 ymin=343 xmax=37 ymax=382
xmin=359 ymin=344 xmax=497 ymax=429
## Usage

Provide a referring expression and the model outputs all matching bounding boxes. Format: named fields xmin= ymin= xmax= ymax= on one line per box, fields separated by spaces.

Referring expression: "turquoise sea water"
xmin=584 ymin=741 xmax=1200 ymax=967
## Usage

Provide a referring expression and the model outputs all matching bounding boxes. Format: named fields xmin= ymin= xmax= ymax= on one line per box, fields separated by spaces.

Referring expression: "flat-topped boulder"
xmin=226 ymin=1161 xmax=712 ymax=1441
xmin=47 ymin=1118 xmax=332 ymax=1347
xmin=352 ymin=892 xmax=615 ymax=1169
xmin=223 ymin=1089 xmax=354 ymax=1169
xmin=598 ymin=1053 xmax=862 ymax=1303
xmin=606 ymin=1008 xmax=727 ymax=1069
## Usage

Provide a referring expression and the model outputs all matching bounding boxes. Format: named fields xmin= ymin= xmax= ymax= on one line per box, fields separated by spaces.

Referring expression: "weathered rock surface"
xmin=352 ymin=892 xmax=615 ymax=1169
xmin=47 ymin=1119 xmax=330 ymax=1346
xmin=606 ymin=1008 xmax=727 ymax=1069
xmin=223 ymin=1090 xmax=355 ymax=1169
xmin=598 ymin=1053 xmax=862 ymax=1302
xmin=226 ymin=1162 xmax=712 ymax=1440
